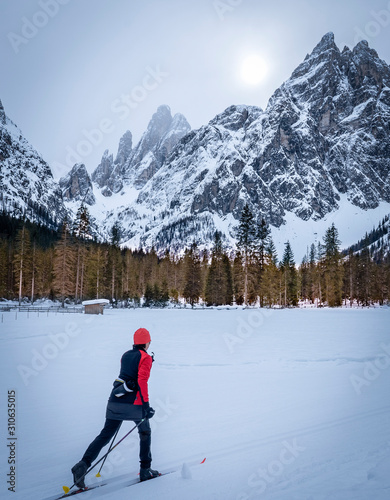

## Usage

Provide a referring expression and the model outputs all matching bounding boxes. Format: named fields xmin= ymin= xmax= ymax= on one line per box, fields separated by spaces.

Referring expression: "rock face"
xmin=59 ymin=163 xmax=95 ymax=205
xmin=115 ymin=130 xmax=132 ymax=166
xmin=106 ymin=32 xmax=390 ymax=250
xmin=0 ymin=99 xmax=65 ymax=225
xmin=91 ymin=105 xmax=191 ymax=194
xmin=91 ymin=130 xmax=133 ymax=196
xmin=124 ymin=105 xmax=191 ymax=188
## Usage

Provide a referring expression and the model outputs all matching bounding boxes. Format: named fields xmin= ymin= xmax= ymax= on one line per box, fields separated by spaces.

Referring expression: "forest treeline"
xmin=0 ymin=205 xmax=389 ymax=307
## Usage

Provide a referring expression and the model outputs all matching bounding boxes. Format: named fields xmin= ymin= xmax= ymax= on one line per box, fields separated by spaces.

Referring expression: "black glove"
xmin=142 ymin=402 xmax=155 ymax=419
xmin=112 ymin=378 xmax=136 ymax=398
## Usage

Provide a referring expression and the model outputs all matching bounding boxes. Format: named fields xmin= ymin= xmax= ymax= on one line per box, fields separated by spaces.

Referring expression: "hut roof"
xmin=82 ymin=299 xmax=110 ymax=306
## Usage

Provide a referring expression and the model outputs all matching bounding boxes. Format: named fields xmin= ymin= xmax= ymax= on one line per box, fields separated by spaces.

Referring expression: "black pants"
xmin=82 ymin=418 xmax=152 ymax=469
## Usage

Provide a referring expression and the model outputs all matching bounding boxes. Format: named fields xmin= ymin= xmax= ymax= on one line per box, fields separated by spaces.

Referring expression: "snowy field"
xmin=1 ymin=307 xmax=390 ymax=500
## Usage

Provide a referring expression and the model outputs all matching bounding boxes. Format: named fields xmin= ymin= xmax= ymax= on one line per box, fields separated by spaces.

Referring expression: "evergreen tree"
xmin=236 ymin=204 xmax=256 ymax=305
xmin=200 ymin=249 xmax=210 ymax=302
xmin=159 ymin=249 xmax=172 ymax=290
xmin=30 ymin=239 xmax=37 ymax=303
xmin=122 ymin=248 xmax=138 ymax=300
xmin=322 ymin=223 xmax=343 ymax=306
xmin=205 ymin=231 xmax=233 ymax=306
xmin=343 ymin=249 xmax=355 ymax=306
xmin=143 ymin=283 xmax=154 ymax=307
xmin=108 ymin=223 xmax=122 ymax=303
xmin=73 ymin=203 xmax=91 ymax=239
xmin=222 ymin=254 xmax=233 ymax=305
xmin=233 ymin=251 xmax=245 ymax=305
xmin=183 ymin=242 xmax=202 ymax=306
xmin=355 ymin=248 xmax=373 ymax=306
xmin=86 ymin=244 xmax=107 ymax=299
xmin=262 ymin=245 xmax=279 ymax=307
xmin=299 ymin=254 xmax=310 ymax=302
xmin=256 ymin=218 xmax=270 ymax=306
xmin=153 ymin=283 xmax=161 ymax=306
xmin=160 ymin=279 xmax=170 ymax=307
xmin=280 ymin=241 xmax=297 ymax=306
xmin=73 ymin=204 xmax=91 ymax=302
xmin=308 ymin=243 xmax=317 ymax=303
xmin=36 ymin=246 xmax=53 ymax=299
xmin=53 ymin=220 xmax=75 ymax=306
xmin=111 ymin=221 xmax=121 ymax=246
xmin=13 ymin=224 xmax=32 ymax=304
xmin=266 ymin=238 xmax=278 ymax=266
xmin=108 ymin=246 xmax=122 ymax=303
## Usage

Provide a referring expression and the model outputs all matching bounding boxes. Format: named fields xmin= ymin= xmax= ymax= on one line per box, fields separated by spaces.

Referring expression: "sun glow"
xmin=240 ymin=54 xmax=269 ymax=85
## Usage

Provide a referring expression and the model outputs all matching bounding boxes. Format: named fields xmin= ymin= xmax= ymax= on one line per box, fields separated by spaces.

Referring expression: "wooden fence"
xmin=0 ymin=305 xmax=83 ymax=314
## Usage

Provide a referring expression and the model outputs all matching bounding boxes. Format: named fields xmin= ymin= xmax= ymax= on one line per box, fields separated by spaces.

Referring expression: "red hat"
xmin=134 ymin=328 xmax=151 ymax=344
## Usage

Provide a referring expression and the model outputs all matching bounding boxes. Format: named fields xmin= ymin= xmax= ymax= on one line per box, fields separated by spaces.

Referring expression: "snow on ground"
xmin=1 ymin=307 xmax=390 ymax=499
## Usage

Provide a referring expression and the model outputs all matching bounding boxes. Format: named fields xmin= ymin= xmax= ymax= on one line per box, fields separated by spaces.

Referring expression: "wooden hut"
xmin=82 ymin=299 xmax=110 ymax=315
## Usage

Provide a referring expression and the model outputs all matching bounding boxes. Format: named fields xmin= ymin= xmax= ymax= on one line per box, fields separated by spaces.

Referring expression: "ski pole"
xmin=95 ymin=422 xmax=122 ymax=477
xmin=63 ymin=418 xmax=146 ymax=494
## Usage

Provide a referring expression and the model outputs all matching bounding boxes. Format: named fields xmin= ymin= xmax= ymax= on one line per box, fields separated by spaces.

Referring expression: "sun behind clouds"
xmin=240 ymin=54 xmax=269 ymax=85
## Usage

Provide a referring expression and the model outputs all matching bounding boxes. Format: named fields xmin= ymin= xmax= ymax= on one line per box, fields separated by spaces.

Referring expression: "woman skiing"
xmin=71 ymin=327 xmax=159 ymax=487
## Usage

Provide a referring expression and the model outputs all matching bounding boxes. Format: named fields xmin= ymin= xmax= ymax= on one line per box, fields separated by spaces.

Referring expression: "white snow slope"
xmin=1 ymin=307 xmax=390 ymax=500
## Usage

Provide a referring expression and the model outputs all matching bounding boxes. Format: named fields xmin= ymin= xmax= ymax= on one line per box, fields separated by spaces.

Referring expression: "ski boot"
xmin=140 ymin=467 xmax=161 ymax=482
xmin=71 ymin=460 xmax=88 ymax=488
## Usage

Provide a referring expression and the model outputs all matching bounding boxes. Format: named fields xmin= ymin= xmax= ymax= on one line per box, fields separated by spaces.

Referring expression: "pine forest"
xmin=1 ymin=205 xmax=389 ymax=308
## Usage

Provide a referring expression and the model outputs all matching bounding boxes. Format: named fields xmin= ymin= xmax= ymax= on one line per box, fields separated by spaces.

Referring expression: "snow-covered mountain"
xmin=2 ymin=33 xmax=390 ymax=258
xmin=0 ymin=99 xmax=65 ymax=225
xmin=85 ymin=32 xmax=390 ymax=254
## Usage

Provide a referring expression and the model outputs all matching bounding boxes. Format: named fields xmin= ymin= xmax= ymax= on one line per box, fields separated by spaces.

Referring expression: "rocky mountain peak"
xmin=91 ymin=149 xmax=122 ymax=196
xmin=154 ymin=104 xmax=172 ymax=121
xmin=311 ymin=31 xmax=338 ymax=55
xmin=92 ymin=150 xmax=114 ymax=187
xmin=118 ymin=105 xmax=191 ymax=188
xmin=59 ymin=163 xmax=95 ymax=205
xmin=350 ymin=39 xmax=390 ymax=89
xmin=289 ymin=32 xmax=341 ymax=86
xmin=133 ymin=105 xmax=174 ymax=161
xmin=115 ymin=130 xmax=132 ymax=165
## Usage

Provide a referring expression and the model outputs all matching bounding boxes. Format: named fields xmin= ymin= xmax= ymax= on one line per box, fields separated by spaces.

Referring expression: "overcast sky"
xmin=1 ymin=0 xmax=390 ymax=179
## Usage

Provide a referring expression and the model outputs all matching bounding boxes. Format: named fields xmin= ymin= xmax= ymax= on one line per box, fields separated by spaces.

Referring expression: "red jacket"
xmin=134 ymin=349 xmax=152 ymax=405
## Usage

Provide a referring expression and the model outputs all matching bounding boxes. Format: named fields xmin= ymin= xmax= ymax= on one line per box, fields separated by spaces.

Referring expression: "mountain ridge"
xmin=1 ymin=33 xmax=390 ymax=260
xmin=89 ymin=32 xmax=389 ymax=253
xmin=0 ymin=99 xmax=66 ymax=226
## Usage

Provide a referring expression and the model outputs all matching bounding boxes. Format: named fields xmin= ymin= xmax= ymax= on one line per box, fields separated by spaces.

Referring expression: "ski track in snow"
xmin=49 ymin=404 xmax=390 ymax=500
